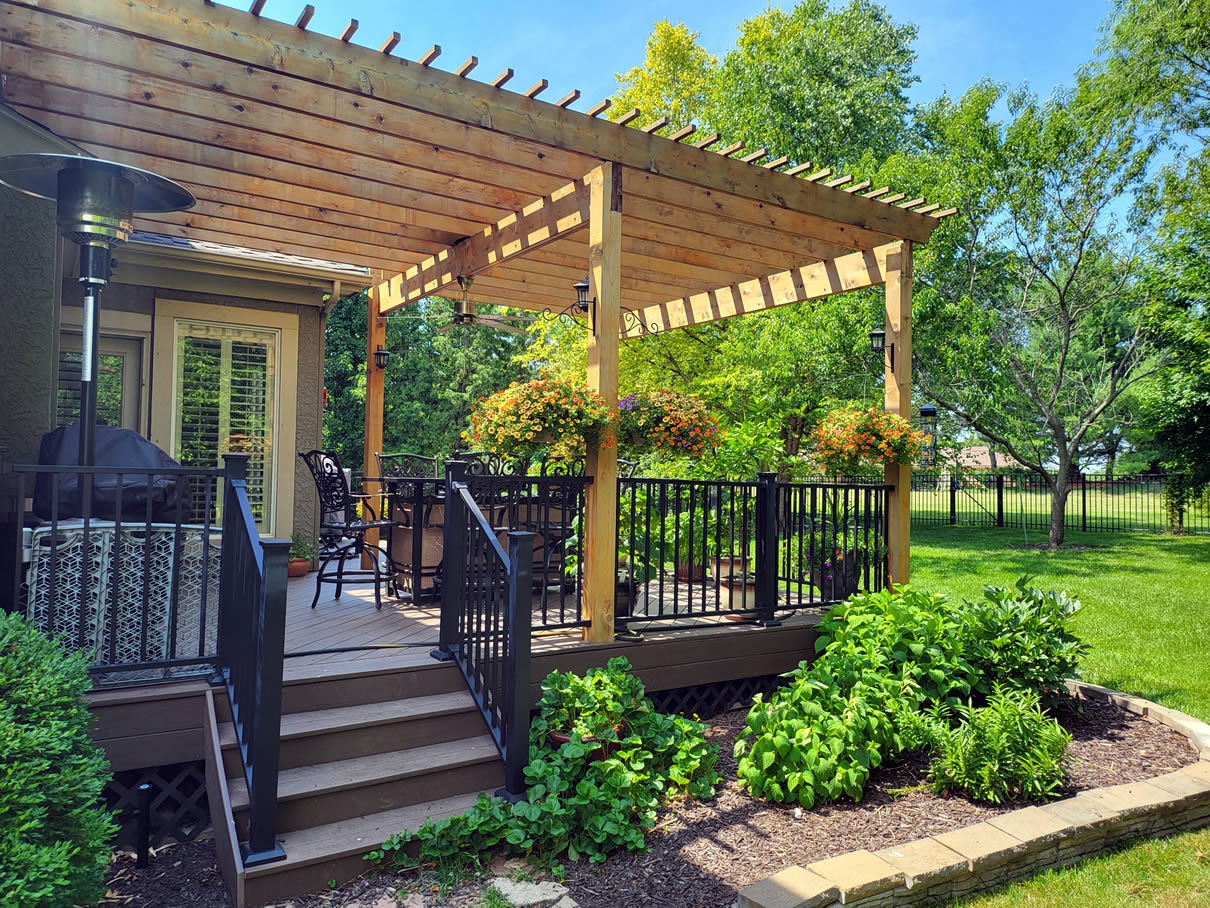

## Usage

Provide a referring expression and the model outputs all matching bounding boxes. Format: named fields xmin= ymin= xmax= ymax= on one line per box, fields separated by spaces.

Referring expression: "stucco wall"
xmin=0 ymin=186 xmax=60 ymax=464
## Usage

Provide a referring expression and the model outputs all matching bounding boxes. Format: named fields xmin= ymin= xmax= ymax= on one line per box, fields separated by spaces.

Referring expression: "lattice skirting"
xmin=648 ymin=674 xmax=789 ymax=719
xmin=105 ymin=761 xmax=211 ymax=848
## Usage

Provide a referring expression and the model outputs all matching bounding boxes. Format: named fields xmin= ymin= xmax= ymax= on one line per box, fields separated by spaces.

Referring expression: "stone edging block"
xmin=737 ymin=680 xmax=1210 ymax=908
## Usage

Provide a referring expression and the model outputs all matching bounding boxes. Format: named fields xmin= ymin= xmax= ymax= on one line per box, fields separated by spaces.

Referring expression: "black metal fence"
xmin=214 ymin=453 xmax=289 ymax=866
xmin=616 ymin=474 xmax=892 ymax=627
xmin=435 ymin=463 xmax=533 ymax=798
xmin=0 ymin=461 xmax=226 ymax=680
xmin=911 ymin=472 xmax=1209 ymax=535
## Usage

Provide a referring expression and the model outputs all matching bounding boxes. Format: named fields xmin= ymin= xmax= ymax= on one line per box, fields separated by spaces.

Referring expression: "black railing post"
xmin=995 ymin=474 xmax=1005 ymax=527
xmin=1081 ymin=473 xmax=1088 ymax=533
xmin=216 ymin=453 xmax=249 ymax=676
xmin=754 ymin=472 xmax=781 ymax=628
xmin=434 ymin=460 xmax=468 ymax=661
xmin=949 ymin=475 xmax=957 ymax=524
xmin=499 ymin=530 xmax=534 ymax=802
xmin=242 ymin=537 xmax=289 ymax=868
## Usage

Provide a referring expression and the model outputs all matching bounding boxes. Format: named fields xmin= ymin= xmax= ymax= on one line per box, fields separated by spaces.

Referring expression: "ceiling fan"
xmin=391 ymin=276 xmax=536 ymax=336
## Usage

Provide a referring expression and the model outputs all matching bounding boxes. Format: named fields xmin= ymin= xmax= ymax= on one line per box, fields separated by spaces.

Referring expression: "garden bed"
xmin=103 ymin=696 xmax=1198 ymax=908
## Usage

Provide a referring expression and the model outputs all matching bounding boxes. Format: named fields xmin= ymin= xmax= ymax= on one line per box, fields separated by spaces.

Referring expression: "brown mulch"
xmin=102 ymin=698 xmax=1198 ymax=908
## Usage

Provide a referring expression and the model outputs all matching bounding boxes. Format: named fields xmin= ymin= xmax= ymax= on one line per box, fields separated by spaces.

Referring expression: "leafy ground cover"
xmin=910 ymin=525 xmax=1210 ymax=723
xmin=907 ymin=525 xmax=1210 ymax=906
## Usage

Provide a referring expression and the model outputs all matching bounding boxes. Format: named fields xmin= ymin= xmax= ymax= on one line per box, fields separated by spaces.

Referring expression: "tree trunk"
xmin=1048 ymin=474 xmax=1070 ymax=549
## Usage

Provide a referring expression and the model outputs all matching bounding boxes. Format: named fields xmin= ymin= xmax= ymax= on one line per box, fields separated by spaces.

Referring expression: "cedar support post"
xmin=582 ymin=162 xmax=622 ymax=643
xmin=362 ymin=284 xmax=386 ymax=568
xmin=883 ymin=241 xmax=912 ymax=587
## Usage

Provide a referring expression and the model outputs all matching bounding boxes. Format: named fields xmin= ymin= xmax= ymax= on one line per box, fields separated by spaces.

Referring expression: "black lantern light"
xmin=543 ymin=275 xmax=597 ymax=334
xmin=918 ymin=403 xmax=939 ymax=467
xmin=0 ymin=154 xmax=194 ymax=466
xmin=869 ymin=327 xmax=894 ymax=371
xmin=373 ymin=345 xmax=391 ymax=369
xmin=572 ymin=276 xmax=593 ymax=314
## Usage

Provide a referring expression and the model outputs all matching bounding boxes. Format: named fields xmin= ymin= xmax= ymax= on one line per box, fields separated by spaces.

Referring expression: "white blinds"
xmin=174 ymin=321 xmax=278 ymax=533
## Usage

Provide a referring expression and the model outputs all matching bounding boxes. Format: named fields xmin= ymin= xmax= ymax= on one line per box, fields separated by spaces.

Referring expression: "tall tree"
xmin=888 ymin=85 xmax=1159 ymax=546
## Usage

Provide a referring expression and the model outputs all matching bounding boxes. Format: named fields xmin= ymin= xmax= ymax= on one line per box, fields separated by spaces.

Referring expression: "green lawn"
xmin=904 ymin=525 xmax=1210 ymax=907
xmin=910 ymin=524 xmax=1210 ymax=723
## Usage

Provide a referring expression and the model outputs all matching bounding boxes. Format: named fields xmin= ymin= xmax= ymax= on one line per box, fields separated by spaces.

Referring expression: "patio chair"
xmin=299 ymin=449 xmax=395 ymax=610
xmin=375 ymin=451 xmax=439 ymax=481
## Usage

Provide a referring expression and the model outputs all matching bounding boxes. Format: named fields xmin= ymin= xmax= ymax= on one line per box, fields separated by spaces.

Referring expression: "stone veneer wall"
xmin=738 ymin=681 xmax=1210 ymax=908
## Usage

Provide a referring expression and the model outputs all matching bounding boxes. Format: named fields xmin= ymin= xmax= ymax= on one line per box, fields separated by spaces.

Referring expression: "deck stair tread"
xmin=218 ymin=691 xmax=477 ymax=749
xmin=243 ymin=791 xmax=482 ymax=879
xmin=227 ymin=734 xmax=500 ymax=809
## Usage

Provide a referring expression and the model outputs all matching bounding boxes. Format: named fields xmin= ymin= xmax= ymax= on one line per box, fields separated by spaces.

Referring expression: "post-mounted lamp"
xmin=373 ymin=345 xmax=391 ymax=370
xmin=869 ymin=327 xmax=894 ymax=372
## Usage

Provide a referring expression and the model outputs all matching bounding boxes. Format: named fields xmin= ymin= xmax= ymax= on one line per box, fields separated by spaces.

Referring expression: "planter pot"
xmin=809 ymin=559 xmax=860 ymax=601
xmin=718 ymin=576 xmax=757 ymax=615
xmin=287 ymin=558 xmax=310 ymax=578
xmin=615 ymin=579 xmax=636 ymax=619
xmin=675 ymin=562 xmax=706 ymax=582
xmin=713 ymin=555 xmax=748 ymax=580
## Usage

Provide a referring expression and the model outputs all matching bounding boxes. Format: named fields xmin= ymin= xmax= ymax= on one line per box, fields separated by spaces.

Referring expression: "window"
xmin=173 ymin=321 xmax=278 ymax=532
xmin=56 ymin=335 xmax=142 ymax=431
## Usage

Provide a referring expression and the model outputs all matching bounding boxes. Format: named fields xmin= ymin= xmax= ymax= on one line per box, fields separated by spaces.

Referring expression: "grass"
xmin=910 ymin=524 xmax=1210 ymax=723
xmin=905 ymin=524 xmax=1210 ymax=906
xmin=953 ymin=826 xmax=1210 ymax=907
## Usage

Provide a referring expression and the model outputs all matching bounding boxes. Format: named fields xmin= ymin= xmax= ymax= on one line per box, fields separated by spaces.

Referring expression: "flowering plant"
xmin=811 ymin=407 xmax=925 ymax=476
xmin=467 ymin=377 xmax=614 ymax=461
xmin=617 ymin=390 xmax=721 ymax=458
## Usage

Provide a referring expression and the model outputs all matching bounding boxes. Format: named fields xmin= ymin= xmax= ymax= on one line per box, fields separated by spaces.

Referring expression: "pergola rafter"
xmin=0 ymin=0 xmax=952 ymax=640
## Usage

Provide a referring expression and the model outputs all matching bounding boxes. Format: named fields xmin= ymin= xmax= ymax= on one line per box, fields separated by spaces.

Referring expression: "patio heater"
xmin=0 ymin=154 xmax=194 ymax=465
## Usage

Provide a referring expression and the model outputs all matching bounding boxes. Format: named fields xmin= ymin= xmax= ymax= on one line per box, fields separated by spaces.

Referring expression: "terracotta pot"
xmin=718 ymin=576 xmax=757 ymax=616
xmin=675 ymin=562 xmax=705 ymax=582
xmin=287 ymin=558 xmax=310 ymax=578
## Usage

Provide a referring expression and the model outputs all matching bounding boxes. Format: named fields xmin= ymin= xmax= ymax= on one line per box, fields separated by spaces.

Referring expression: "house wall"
xmin=0 ymin=186 xmax=61 ymax=464
xmin=60 ymin=280 xmax=323 ymax=540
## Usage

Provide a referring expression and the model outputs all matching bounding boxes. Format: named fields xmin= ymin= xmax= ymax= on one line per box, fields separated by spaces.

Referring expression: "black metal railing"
xmin=911 ymin=471 xmax=1209 ymax=535
xmin=615 ymin=474 xmax=891 ymax=627
xmin=0 ymin=460 xmax=225 ymax=680
xmin=435 ymin=461 xmax=533 ymax=799
xmin=215 ymin=453 xmax=289 ymax=867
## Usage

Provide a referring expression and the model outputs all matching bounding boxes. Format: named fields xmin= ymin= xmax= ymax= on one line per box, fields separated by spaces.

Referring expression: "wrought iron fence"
xmin=911 ymin=472 xmax=1209 ymax=535
xmin=435 ymin=463 xmax=533 ymax=798
xmin=615 ymin=475 xmax=891 ymax=627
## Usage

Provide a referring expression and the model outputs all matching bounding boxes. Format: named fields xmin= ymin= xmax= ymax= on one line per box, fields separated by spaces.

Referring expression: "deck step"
xmin=241 ymin=792 xmax=480 ymax=905
xmin=280 ymin=657 xmax=463 ymax=713
xmin=228 ymin=735 xmax=503 ymax=834
xmin=218 ymin=691 xmax=482 ymax=773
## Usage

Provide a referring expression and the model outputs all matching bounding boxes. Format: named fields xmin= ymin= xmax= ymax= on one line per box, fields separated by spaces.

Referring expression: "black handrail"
xmin=434 ymin=461 xmax=534 ymax=800
xmin=215 ymin=453 xmax=289 ymax=866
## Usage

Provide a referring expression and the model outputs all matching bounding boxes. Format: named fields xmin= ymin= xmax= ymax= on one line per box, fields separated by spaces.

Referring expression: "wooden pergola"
xmin=1 ymin=0 xmax=951 ymax=642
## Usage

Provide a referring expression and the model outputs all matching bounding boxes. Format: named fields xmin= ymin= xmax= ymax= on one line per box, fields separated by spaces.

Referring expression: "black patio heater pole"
xmin=0 ymin=154 xmax=194 ymax=466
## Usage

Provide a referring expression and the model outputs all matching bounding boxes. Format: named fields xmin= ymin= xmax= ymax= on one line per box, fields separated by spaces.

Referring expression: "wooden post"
xmin=884 ymin=241 xmax=912 ymax=587
xmin=362 ymin=284 xmax=386 ymax=568
xmin=582 ymin=162 xmax=622 ymax=643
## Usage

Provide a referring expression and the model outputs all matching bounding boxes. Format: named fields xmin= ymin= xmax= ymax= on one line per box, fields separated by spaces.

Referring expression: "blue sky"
xmin=260 ymin=0 xmax=1114 ymax=115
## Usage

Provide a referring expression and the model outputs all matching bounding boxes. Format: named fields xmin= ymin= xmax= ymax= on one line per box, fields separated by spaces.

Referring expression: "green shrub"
xmin=913 ymin=685 xmax=1071 ymax=804
xmin=961 ymin=578 xmax=1087 ymax=701
xmin=0 ymin=612 xmax=116 ymax=907
xmin=368 ymin=657 xmax=718 ymax=876
xmin=736 ymin=578 xmax=1086 ymax=809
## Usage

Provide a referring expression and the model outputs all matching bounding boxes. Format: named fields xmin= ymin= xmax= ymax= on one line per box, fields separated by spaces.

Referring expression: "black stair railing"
xmin=215 ymin=453 xmax=290 ymax=866
xmin=434 ymin=461 xmax=534 ymax=800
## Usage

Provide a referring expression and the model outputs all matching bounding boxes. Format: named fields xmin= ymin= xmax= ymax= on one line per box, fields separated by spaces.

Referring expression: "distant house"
xmin=956 ymin=445 xmax=1023 ymax=472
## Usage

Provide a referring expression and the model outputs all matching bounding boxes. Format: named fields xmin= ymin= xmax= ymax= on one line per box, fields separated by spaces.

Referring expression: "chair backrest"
xmin=618 ymin=458 xmax=640 ymax=479
xmin=299 ymin=450 xmax=351 ymax=528
xmin=449 ymin=450 xmax=525 ymax=476
xmin=536 ymin=455 xmax=587 ymax=478
xmin=376 ymin=451 xmax=439 ymax=479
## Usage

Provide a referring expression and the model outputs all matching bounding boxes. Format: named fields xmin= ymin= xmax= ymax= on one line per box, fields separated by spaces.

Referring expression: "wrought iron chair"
xmin=375 ymin=451 xmax=439 ymax=481
xmin=376 ymin=451 xmax=444 ymax=603
xmin=299 ymin=450 xmax=395 ymax=610
xmin=449 ymin=450 xmax=526 ymax=476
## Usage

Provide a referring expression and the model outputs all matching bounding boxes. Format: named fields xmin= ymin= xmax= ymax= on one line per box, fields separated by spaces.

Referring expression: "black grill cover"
xmin=33 ymin=425 xmax=193 ymax=523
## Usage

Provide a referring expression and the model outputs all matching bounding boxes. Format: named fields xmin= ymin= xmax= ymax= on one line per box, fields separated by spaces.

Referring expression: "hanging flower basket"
xmin=618 ymin=390 xmax=721 ymax=458
xmin=811 ymin=407 xmax=925 ymax=476
xmin=467 ymin=377 xmax=615 ymax=462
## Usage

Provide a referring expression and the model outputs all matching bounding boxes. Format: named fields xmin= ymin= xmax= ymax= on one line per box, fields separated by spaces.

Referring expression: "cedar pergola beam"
xmin=378 ymin=176 xmax=594 ymax=312
xmin=624 ymin=244 xmax=898 ymax=336
xmin=10 ymin=0 xmax=939 ymax=246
